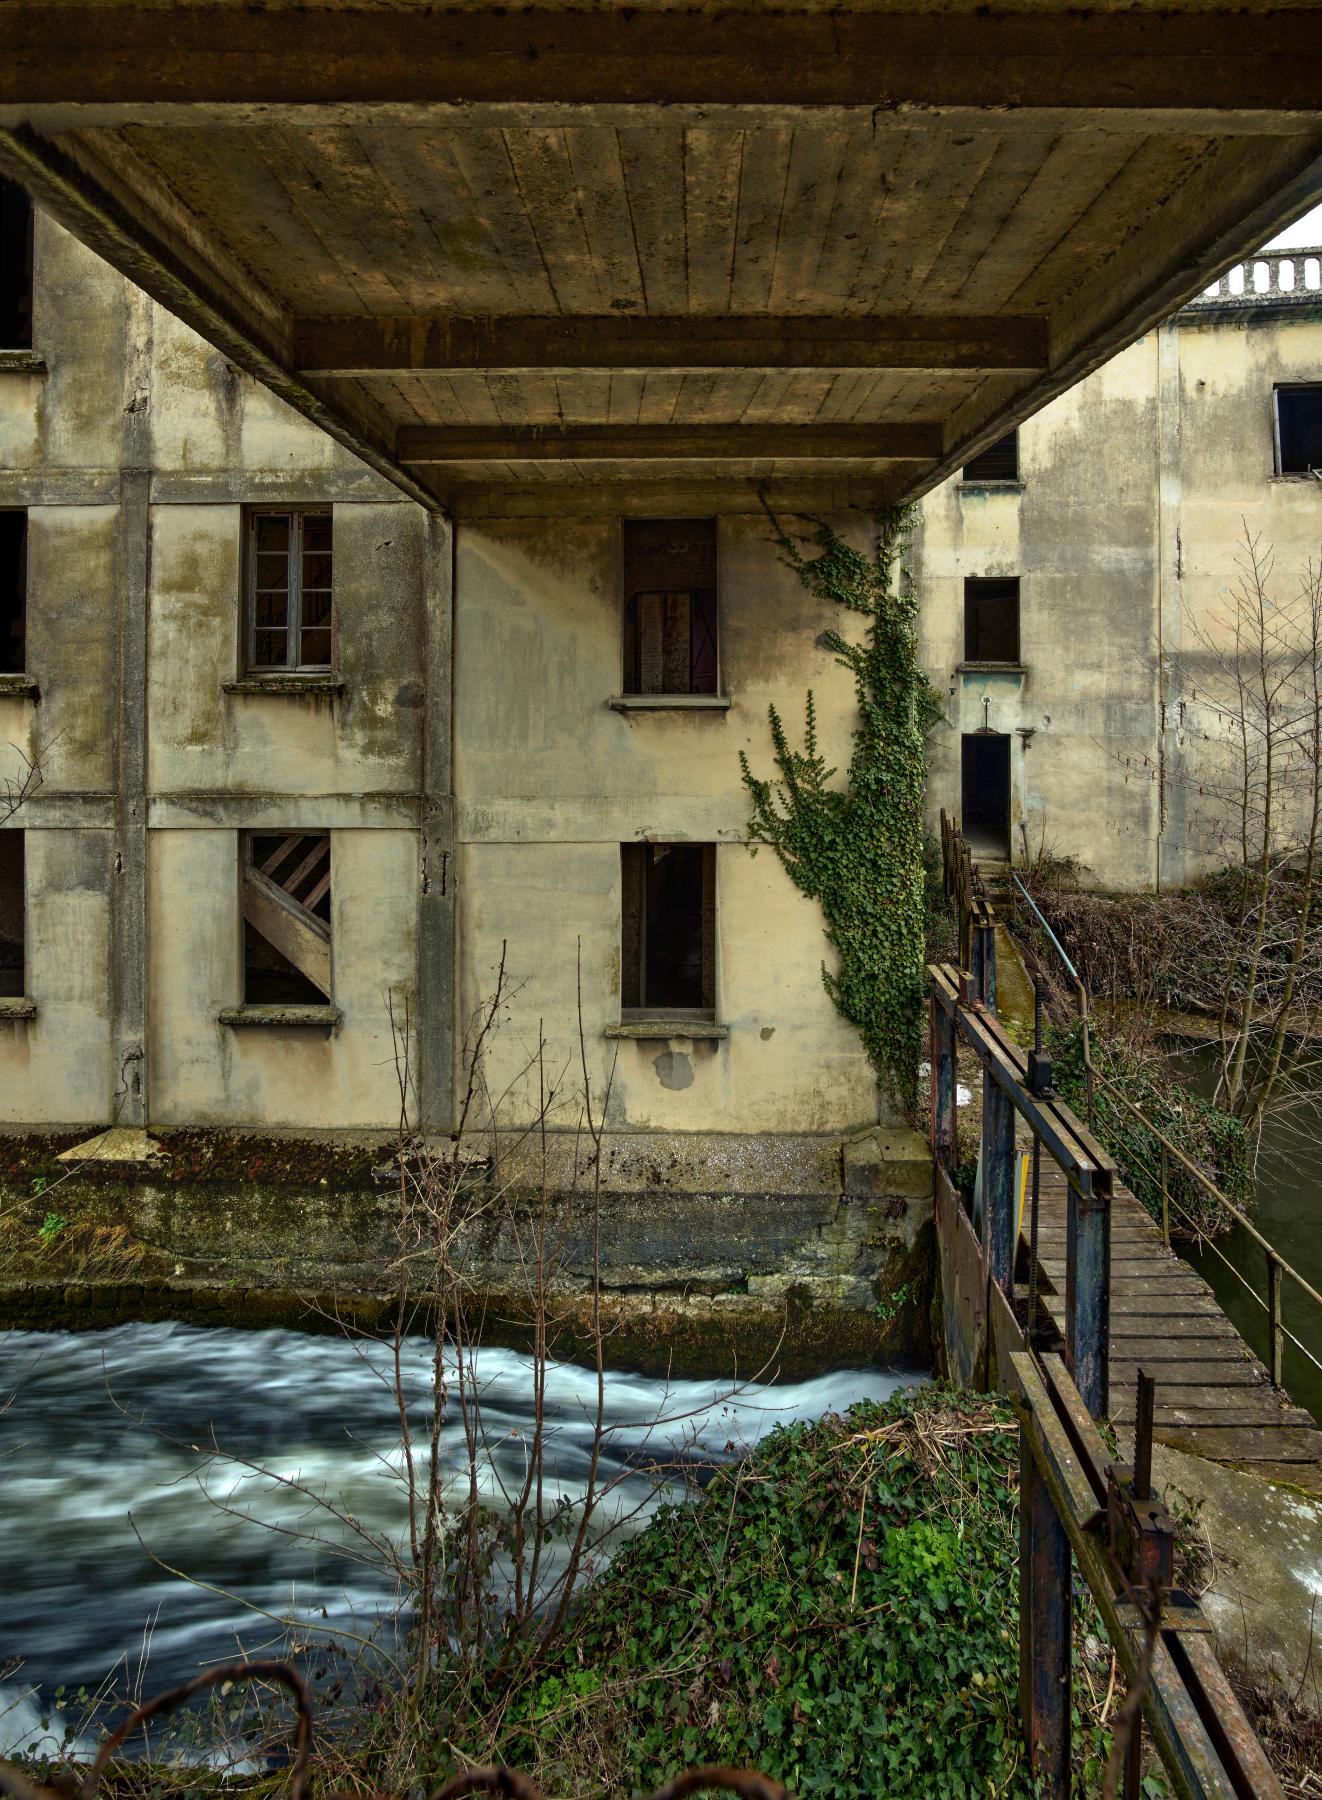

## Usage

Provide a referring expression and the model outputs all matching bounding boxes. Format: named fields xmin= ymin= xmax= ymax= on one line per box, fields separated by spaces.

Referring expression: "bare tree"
xmin=1174 ymin=524 xmax=1322 ymax=1135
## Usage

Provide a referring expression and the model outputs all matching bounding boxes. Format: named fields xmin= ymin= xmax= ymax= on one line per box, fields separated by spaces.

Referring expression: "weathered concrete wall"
xmin=454 ymin=513 xmax=883 ymax=1135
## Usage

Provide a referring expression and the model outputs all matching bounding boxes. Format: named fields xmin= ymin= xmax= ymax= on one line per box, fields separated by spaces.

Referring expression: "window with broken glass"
xmin=622 ymin=519 xmax=718 ymax=696
xmin=245 ymin=509 xmax=334 ymax=673
xmin=242 ymin=832 xmax=332 ymax=1004
xmin=0 ymin=179 xmax=33 ymax=350
xmin=1274 ymin=385 xmax=1322 ymax=475
xmin=0 ymin=831 xmax=24 ymax=997
xmin=620 ymin=842 xmax=717 ymax=1018
xmin=963 ymin=576 xmax=1021 ymax=664
xmin=0 ymin=511 xmax=27 ymax=675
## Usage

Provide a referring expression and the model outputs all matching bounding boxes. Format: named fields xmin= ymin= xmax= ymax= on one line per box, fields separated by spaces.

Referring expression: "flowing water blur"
xmin=0 ymin=1321 xmax=919 ymax=1758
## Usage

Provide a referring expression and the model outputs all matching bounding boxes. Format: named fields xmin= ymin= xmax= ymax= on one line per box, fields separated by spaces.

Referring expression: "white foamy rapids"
xmin=0 ymin=1321 xmax=920 ymax=1752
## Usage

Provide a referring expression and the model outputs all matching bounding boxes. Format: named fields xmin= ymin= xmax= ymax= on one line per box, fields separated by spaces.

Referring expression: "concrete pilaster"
xmin=417 ymin=510 xmax=455 ymax=1135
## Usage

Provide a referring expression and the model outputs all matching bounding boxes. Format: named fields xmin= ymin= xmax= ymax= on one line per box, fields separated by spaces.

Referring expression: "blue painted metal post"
xmin=930 ymin=997 xmax=957 ymax=1174
xmin=976 ymin=920 xmax=998 ymax=1014
xmin=1020 ymin=1425 xmax=1072 ymax=1796
xmin=982 ymin=1072 xmax=1016 ymax=1297
xmin=1066 ymin=1168 xmax=1111 ymax=1417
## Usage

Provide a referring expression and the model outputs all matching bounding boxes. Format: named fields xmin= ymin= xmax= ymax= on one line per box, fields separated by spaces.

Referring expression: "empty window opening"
xmin=961 ymin=735 xmax=1011 ymax=862
xmin=242 ymin=832 xmax=332 ymax=1004
xmin=1275 ymin=386 xmax=1322 ymax=475
xmin=621 ymin=842 xmax=716 ymax=1015
xmin=963 ymin=431 xmax=1018 ymax=483
xmin=246 ymin=509 xmax=333 ymax=673
xmin=0 ymin=181 xmax=33 ymax=350
xmin=0 ymin=832 xmax=23 ymax=997
xmin=622 ymin=519 xmax=718 ymax=695
xmin=964 ymin=577 xmax=1021 ymax=664
xmin=0 ymin=511 xmax=28 ymax=675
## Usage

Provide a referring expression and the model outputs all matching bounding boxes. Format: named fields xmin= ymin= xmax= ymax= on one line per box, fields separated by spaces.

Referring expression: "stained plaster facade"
xmin=0 ymin=215 xmax=883 ymax=1157
xmin=921 ymin=253 xmax=1322 ymax=890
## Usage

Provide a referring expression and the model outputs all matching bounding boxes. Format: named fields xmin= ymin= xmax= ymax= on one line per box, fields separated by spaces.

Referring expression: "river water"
xmin=0 ymin=1322 xmax=917 ymax=1760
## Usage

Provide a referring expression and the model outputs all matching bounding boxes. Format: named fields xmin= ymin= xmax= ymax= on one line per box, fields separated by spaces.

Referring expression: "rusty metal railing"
xmin=940 ymin=808 xmax=997 ymax=1010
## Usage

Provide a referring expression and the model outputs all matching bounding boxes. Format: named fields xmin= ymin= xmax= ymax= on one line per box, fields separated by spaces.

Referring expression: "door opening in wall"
xmin=961 ymin=734 xmax=1011 ymax=861
xmin=0 ymin=511 xmax=28 ymax=674
xmin=620 ymin=842 xmax=716 ymax=1017
xmin=0 ymin=831 xmax=23 ymax=997
xmin=241 ymin=832 xmax=332 ymax=1003
xmin=0 ymin=180 xmax=32 ymax=350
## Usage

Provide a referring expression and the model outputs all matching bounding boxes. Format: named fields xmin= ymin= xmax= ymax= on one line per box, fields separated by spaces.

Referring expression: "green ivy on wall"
xmin=740 ymin=505 xmax=941 ymax=1113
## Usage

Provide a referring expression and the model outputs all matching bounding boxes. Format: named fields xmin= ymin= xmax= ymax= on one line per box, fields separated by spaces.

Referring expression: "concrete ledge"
xmin=222 ymin=674 xmax=346 ymax=696
xmin=218 ymin=1003 xmax=341 ymax=1029
xmin=606 ymin=1016 xmax=728 ymax=1041
xmin=0 ymin=673 xmax=39 ymax=700
xmin=0 ymin=996 xmax=36 ymax=1020
xmin=843 ymin=1126 xmax=933 ymax=1200
xmin=0 ymin=351 xmax=46 ymax=374
xmin=608 ymin=694 xmax=732 ymax=713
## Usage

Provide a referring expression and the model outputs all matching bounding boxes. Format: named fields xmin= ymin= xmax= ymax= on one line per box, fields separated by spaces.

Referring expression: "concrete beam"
xmin=297 ymin=315 xmax=1049 ymax=377
xmin=1 ymin=8 xmax=1322 ymax=114
xmin=398 ymin=423 xmax=945 ymax=463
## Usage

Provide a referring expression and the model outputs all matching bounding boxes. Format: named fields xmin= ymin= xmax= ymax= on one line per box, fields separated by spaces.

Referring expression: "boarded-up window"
xmin=246 ymin=509 xmax=334 ymax=672
xmin=242 ymin=832 xmax=332 ymax=1003
xmin=0 ymin=180 xmax=33 ymax=350
xmin=963 ymin=431 xmax=1018 ymax=483
xmin=621 ymin=842 xmax=716 ymax=1015
xmin=0 ymin=512 xmax=28 ymax=676
xmin=622 ymin=519 xmax=718 ymax=695
xmin=964 ymin=577 xmax=1021 ymax=664
xmin=1275 ymin=386 xmax=1322 ymax=475
xmin=0 ymin=832 xmax=23 ymax=997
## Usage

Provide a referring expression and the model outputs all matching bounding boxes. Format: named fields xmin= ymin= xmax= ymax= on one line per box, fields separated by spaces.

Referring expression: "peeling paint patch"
xmin=653 ymin=1049 xmax=694 ymax=1090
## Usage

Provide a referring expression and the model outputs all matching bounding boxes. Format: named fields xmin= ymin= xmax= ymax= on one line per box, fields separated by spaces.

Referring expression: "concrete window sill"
xmin=0 ymin=997 xmax=37 ymax=1020
xmin=219 ymin=1003 xmax=341 ymax=1029
xmin=956 ymin=480 xmax=1024 ymax=495
xmin=608 ymin=694 xmax=732 ymax=713
xmin=0 ymin=351 xmax=47 ymax=375
xmin=956 ymin=661 xmax=1026 ymax=675
xmin=606 ymin=1015 xmax=728 ymax=1041
xmin=1270 ymin=473 xmax=1322 ymax=484
xmin=0 ymin=673 xmax=39 ymax=700
xmin=223 ymin=674 xmax=346 ymax=697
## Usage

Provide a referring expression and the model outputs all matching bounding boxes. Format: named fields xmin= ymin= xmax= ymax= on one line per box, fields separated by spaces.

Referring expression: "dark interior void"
xmin=243 ymin=832 xmax=330 ymax=1004
xmin=964 ymin=577 xmax=1020 ymax=663
xmin=962 ymin=429 xmax=1019 ymax=482
xmin=621 ymin=841 xmax=716 ymax=1013
xmin=0 ymin=511 xmax=28 ymax=674
xmin=0 ymin=831 xmax=23 ymax=997
xmin=623 ymin=518 xmax=718 ymax=695
xmin=961 ymin=734 xmax=1011 ymax=858
xmin=0 ymin=179 xmax=32 ymax=350
xmin=1277 ymin=386 xmax=1322 ymax=474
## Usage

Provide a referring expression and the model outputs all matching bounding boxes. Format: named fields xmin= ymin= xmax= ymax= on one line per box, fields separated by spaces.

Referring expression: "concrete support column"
xmin=108 ymin=291 xmax=152 ymax=1127
xmin=417 ymin=509 xmax=455 ymax=1135
xmin=109 ymin=461 xmax=150 ymax=1127
xmin=1155 ymin=318 xmax=1184 ymax=892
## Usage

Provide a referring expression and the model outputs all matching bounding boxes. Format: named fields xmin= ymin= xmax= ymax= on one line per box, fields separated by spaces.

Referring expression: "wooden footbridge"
xmin=927 ymin=865 xmax=1322 ymax=1795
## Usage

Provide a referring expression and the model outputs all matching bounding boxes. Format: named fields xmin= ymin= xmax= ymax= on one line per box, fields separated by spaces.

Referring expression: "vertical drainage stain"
xmin=653 ymin=1049 xmax=694 ymax=1090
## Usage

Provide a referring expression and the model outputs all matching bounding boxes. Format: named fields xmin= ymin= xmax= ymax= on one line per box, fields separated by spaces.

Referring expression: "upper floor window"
xmin=0 ymin=179 xmax=33 ymax=350
xmin=962 ymin=430 xmax=1019 ymax=483
xmin=1275 ymin=385 xmax=1322 ymax=476
xmin=245 ymin=509 xmax=333 ymax=674
xmin=622 ymin=518 xmax=718 ymax=696
xmin=0 ymin=511 xmax=27 ymax=675
xmin=964 ymin=576 xmax=1020 ymax=664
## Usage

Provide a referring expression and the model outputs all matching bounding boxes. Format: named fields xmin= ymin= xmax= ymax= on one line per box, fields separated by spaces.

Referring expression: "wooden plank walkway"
xmin=1033 ymin=1166 xmax=1322 ymax=1495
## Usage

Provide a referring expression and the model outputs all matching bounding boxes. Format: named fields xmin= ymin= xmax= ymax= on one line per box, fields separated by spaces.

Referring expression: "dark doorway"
xmin=961 ymin=733 xmax=1011 ymax=859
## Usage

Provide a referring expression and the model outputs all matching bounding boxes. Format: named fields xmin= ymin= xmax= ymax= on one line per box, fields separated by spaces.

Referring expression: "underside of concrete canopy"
xmin=4 ymin=2 xmax=1322 ymax=515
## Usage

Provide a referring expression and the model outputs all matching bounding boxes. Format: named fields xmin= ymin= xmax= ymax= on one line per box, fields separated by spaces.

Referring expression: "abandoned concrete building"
xmin=0 ymin=0 xmax=1319 ymax=1341
xmin=922 ymin=248 xmax=1322 ymax=890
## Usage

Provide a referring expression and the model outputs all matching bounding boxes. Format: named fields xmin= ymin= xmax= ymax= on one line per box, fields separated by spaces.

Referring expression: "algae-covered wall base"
xmin=0 ymin=1126 xmax=934 ymax=1378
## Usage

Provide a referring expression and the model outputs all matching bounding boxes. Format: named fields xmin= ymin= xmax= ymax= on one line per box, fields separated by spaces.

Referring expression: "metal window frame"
xmin=0 ymin=826 xmax=25 ymax=999
xmin=963 ymin=574 xmax=1021 ymax=663
xmin=0 ymin=506 xmax=27 ymax=674
xmin=620 ymin=839 xmax=718 ymax=1019
xmin=1272 ymin=381 xmax=1322 ymax=475
xmin=244 ymin=505 xmax=334 ymax=674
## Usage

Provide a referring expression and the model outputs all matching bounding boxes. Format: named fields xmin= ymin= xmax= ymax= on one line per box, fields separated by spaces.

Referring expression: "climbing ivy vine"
xmin=740 ymin=505 xmax=941 ymax=1113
